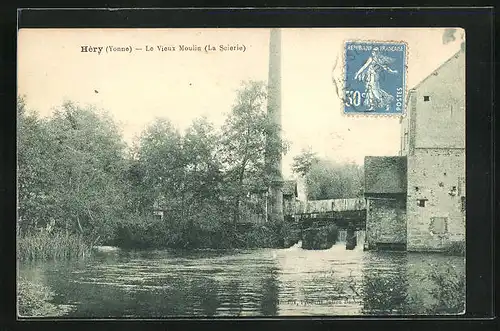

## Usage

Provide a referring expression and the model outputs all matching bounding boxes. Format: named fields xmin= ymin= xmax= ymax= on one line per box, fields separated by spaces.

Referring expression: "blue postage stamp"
xmin=343 ymin=41 xmax=407 ymax=115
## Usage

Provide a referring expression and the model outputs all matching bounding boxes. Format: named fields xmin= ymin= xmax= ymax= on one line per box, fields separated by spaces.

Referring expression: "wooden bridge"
xmin=285 ymin=198 xmax=367 ymax=230
xmin=284 ymin=198 xmax=367 ymax=250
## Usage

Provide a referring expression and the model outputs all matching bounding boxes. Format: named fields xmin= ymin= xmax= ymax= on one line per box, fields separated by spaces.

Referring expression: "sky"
xmin=17 ymin=28 xmax=463 ymax=177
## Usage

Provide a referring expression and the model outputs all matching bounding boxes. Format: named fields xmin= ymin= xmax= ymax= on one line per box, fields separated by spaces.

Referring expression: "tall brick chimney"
xmin=266 ymin=28 xmax=284 ymax=223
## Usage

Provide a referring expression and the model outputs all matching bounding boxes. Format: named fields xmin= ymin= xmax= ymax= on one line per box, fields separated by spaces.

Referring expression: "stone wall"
xmin=365 ymin=197 xmax=407 ymax=249
xmin=400 ymin=50 xmax=465 ymax=252
xmin=406 ymin=149 xmax=465 ymax=251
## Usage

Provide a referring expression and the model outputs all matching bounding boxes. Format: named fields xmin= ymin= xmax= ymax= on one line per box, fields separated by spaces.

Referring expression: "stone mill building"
xmin=364 ymin=48 xmax=465 ymax=252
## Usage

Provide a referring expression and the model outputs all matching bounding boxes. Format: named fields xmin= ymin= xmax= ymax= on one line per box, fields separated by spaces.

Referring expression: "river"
xmin=18 ymin=242 xmax=465 ymax=317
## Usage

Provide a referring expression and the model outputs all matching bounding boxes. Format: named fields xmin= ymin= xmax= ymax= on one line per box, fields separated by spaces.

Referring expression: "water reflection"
xmin=18 ymin=245 xmax=465 ymax=317
xmin=259 ymin=269 xmax=280 ymax=316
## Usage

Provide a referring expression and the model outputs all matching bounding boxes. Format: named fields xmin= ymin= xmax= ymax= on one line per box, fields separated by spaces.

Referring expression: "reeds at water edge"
xmin=17 ymin=230 xmax=91 ymax=262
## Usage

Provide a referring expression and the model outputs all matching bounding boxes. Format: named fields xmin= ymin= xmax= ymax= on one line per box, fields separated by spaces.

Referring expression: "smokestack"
xmin=266 ymin=28 xmax=284 ymax=223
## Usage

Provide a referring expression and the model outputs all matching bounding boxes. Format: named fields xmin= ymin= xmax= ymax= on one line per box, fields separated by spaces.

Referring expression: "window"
xmin=415 ymin=186 xmax=419 ymax=192
xmin=461 ymin=196 xmax=466 ymax=213
xmin=417 ymin=199 xmax=427 ymax=207
xmin=430 ymin=217 xmax=448 ymax=234
xmin=424 ymin=96 xmax=430 ymax=101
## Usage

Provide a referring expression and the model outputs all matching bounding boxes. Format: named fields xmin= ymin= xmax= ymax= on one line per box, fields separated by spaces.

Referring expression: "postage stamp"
xmin=343 ymin=40 xmax=407 ymax=115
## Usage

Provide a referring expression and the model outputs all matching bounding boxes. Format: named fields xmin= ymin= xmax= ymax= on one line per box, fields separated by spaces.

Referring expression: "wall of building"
xmin=412 ymin=52 xmax=465 ymax=151
xmin=365 ymin=197 xmax=407 ymax=249
xmin=400 ymin=51 xmax=465 ymax=155
xmin=406 ymin=149 xmax=465 ymax=251
xmin=399 ymin=90 xmax=415 ymax=156
xmin=400 ymin=50 xmax=465 ymax=252
xmin=413 ymin=52 xmax=465 ymax=150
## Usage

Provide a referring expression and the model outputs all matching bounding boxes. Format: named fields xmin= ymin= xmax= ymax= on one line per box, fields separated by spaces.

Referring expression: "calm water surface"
xmin=18 ymin=242 xmax=465 ymax=317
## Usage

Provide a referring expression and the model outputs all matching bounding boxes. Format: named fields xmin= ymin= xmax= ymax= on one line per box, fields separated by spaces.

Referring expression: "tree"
xmin=305 ymin=159 xmax=364 ymax=200
xmin=17 ymin=97 xmax=57 ymax=232
xmin=183 ymin=116 xmax=223 ymax=203
xmin=123 ymin=145 xmax=151 ymax=215
xmin=181 ymin=117 xmax=225 ymax=234
xmin=17 ymin=99 xmax=130 ymax=242
xmin=291 ymin=147 xmax=319 ymax=177
xmin=219 ymin=80 xmax=287 ymax=223
xmin=136 ymin=118 xmax=185 ymax=215
xmin=49 ymin=102 xmax=129 ymax=241
xmin=291 ymin=147 xmax=364 ymax=200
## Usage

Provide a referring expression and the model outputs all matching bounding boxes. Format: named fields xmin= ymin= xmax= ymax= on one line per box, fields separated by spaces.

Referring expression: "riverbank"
xmin=17 ymin=218 xmax=297 ymax=263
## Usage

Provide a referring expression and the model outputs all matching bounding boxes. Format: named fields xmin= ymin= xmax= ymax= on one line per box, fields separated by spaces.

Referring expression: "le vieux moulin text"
xmin=81 ymin=43 xmax=247 ymax=55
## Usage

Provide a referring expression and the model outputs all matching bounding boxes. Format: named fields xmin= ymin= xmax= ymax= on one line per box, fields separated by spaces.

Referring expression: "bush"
xmin=113 ymin=215 xmax=172 ymax=249
xmin=239 ymin=225 xmax=275 ymax=248
xmin=17 ymin=278 xmax=72 ymax=317
xmin=111 ymin=211 xmax=297 ymax=250
xmin=444 ymin=240 xmax=465 ymax=256
xmin=17 ymin=230 xmax=91 ymax=262
xmin=236 ymin=220 xmax=294 ymax=249
xmin=302 ymin=225 xmax=339 ymax=250
xmin=112 ymin=213 xmax=224 ymax=249
xmin=357 ymin=259 xmax=465 ymax=315
xmin=427 ymin=261 xmax=466 ymax=314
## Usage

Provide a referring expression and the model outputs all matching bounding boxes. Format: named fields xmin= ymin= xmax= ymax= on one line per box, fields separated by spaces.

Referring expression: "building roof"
xmin=411 ymin=49 xmax=464 ymax=91
xmin=364 ymin=156 xmax=407 ymax=195
xmin=283 ymin=180 xmax=298 ymax=197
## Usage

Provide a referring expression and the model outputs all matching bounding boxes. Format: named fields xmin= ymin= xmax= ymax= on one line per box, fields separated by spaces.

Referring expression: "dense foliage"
xmin=291 ymin=148 xmax=364 ymax=199
xmin=17 ymin=81 xmax=293 ymax=254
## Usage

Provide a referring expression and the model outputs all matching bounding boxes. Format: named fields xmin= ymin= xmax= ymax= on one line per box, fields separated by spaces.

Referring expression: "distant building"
xmin=364 ymin=156 xmax=407 ymax=250
xmin=400 ymin=49 xmax=465 ymax=252
xmin=242 ymin=179 xmax=301 ymax=224
xmin=364 ymin=49 xmax=465 ymax=252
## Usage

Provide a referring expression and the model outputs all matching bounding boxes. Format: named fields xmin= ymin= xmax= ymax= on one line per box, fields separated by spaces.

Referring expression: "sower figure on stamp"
xmin=354 ymin=47 xmax=398 ymax=111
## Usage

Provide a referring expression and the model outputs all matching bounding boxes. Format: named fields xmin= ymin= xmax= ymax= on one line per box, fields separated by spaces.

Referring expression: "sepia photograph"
xmin=16 ymin=27 xmax=465 ymax=318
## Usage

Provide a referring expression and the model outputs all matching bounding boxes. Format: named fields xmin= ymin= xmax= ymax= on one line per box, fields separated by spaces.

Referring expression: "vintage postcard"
xmin=17 ymin=27 xmax=465 ymax=318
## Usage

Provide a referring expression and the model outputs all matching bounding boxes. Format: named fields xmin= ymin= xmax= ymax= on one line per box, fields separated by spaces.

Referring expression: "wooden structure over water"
xmin=283 ymin=198 xmax=366 ymax=250
xmin=288 ymin=198 xmax=366 ymax=230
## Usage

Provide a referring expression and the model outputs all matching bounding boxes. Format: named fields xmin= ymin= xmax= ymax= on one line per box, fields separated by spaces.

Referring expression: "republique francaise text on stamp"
xmin=343 ymin=41 xmax=407 ymax=115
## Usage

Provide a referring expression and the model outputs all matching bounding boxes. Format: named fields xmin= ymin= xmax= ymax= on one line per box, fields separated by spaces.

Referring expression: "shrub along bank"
xmin=111 ymin=215 xmax=296 ymax=250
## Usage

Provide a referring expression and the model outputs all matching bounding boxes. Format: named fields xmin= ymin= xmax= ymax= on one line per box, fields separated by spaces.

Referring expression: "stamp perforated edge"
xmin=339 ymin=39 xmax=409 ymax=118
